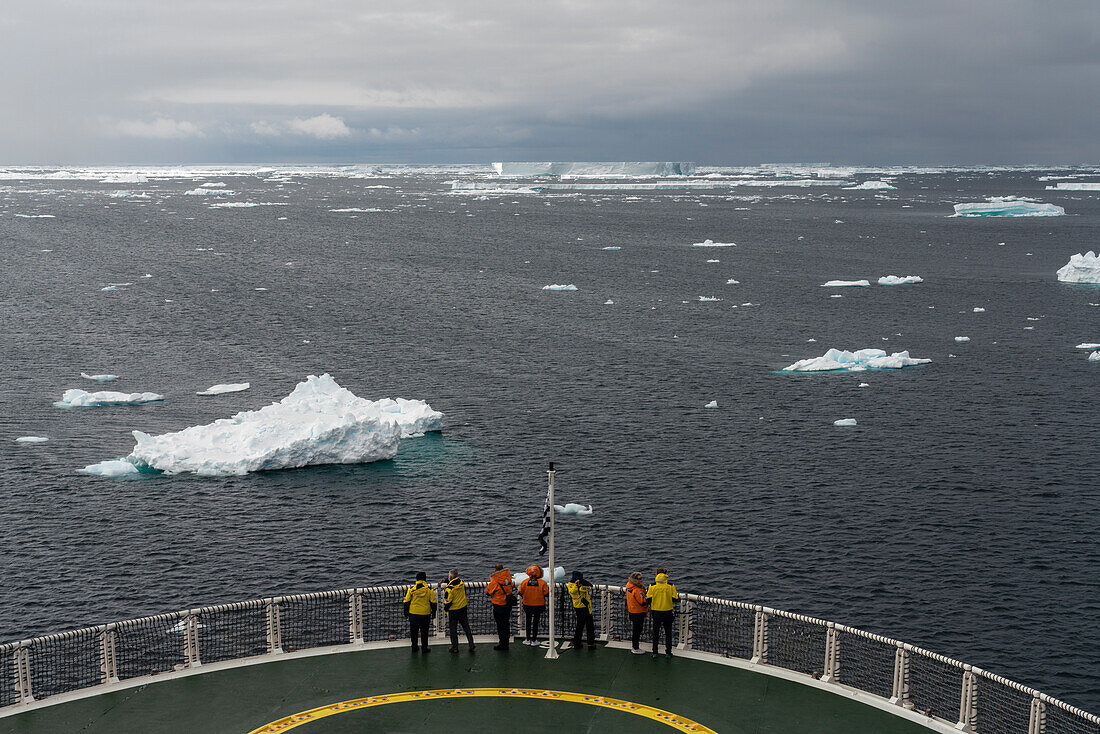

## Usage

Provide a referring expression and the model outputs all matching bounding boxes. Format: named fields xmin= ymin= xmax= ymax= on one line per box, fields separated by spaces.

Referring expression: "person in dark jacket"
xmin=402 ymin=571 xmax=437 ymax=653
xmin=567 ymin=571 xmax=596 ymax=650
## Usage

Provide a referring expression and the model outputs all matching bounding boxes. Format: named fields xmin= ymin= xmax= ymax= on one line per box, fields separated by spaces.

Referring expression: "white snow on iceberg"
xmin=555 ymin=503 xmax=593 ymax=516
xmin=822 ymin=280 xmax=870 ymax=287
xmin=953 ymin=199 xmax=1065 ymax=217
xmin=542 ymin=284 xmax=577 ymax=291
xmin=781 ymin=348 xmax=931 ymax=373
xmin=197 ymin=382 xmax=250 ymax=396
xmin=1056 ymin=252 xmax=1100 ymax=283
xmin=878 ymin=275 xmax=923 ymax=285
xmin=845 ymin=180 xmax=895 ymax=190
xmin=81 ymin=372 xmax=119 ymax=382
xmin=692 ymin=239 xmax=736 ymax=247
xmin=56 ymin=389 xmax=164 ymax=407
xmin=115 ymin=374 xmax=441 ymax=476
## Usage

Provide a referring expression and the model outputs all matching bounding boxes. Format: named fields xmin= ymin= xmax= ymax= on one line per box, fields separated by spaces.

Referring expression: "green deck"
xmin=3 ymin=643 xmax=938 ymax=733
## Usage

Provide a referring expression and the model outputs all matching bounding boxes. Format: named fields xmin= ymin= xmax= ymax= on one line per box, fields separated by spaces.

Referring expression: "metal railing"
xmin=1 ymin=584 xmax=1097 ymax=734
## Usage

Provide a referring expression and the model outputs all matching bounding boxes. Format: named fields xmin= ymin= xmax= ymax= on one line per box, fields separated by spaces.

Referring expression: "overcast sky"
xmin=2 ymin=1 xmax=1098 ymax=165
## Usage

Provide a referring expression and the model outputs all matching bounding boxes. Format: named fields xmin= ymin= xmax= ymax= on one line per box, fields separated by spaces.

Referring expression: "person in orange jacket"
xmin=485 ymin=563 xmax=516 ymax=650
xmin=624 ymin=572 xmax=649 ymax=654
xmin=518 ymin=565 xmax=550 ymax=646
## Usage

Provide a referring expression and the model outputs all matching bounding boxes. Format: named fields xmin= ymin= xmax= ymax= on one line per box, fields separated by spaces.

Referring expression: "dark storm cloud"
xmin=1 ymin=0 xmax=1097 ymax=163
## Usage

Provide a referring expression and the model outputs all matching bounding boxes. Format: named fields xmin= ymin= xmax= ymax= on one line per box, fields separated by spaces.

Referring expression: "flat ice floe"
xmin=1045 ymin=182 xmax=1100 ymax=191
xmin=822 ymin=280 xmax=870 ymax=287
xmin=183 ymin=188 xmax=234 ymax=196
xmin=845 ymin=180 xmax=896 ymax=190
xmin=80 ymin=459 xmax=141 ymax=477
xmin=704 ymin=400 xmax=718 ymax=408
xmin=197 ymin=382 xmax=250 ymax=396
xmin=698 ymin=296 xmax=721 ymax=302
xmin=100 ymin=374 xmax=441 ymax=476
xmin=878 ymin=275 xmax=923 ymax=285
xmin=1056 ymin=252 xmax=1100 ymax=283
xmin=952 ymin=199 xmax=1065 ymax=217
xmin=56 ymin=389 xmax=164 ymax=407
xmin=209 ymin=202 xmax=287 ymax=208
xmin=833 ymin=418 xmax=858 ymax=426
xmin=15 ymin=436 xmax=49 ymax=443
xmin=601 ymin=246 xmax=621 ymax=251
xmin=781 ymin=348 xmax=931 ymax=373
xmin=955 ymin=336 xmax=970 ymax=342
xmin=555 ymin=503 xmax=593 ymax=516
xmin=692 ymin=239 xmax=736 ymax=247
xmin=542 ymin=284 xmax=577 ymax=291
xmin=81 ymin=372 xmax=119 ymax=382
xmin=329 ymin=207 xmax=384 ymax=213
xmin=1076 ymin=343 xmax=1100 ymax=349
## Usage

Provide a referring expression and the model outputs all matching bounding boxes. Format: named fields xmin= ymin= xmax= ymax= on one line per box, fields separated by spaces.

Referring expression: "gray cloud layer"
xmin=2 ymin=1 xmax=1098 ymax=163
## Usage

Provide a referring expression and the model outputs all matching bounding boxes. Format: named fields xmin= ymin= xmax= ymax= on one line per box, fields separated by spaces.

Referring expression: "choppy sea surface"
xmin=1 ymin=164 xmax=1098 ymax=711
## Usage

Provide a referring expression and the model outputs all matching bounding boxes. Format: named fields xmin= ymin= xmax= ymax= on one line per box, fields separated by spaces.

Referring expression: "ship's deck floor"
xmin=4 ymin=640 xmax=942 ymax=733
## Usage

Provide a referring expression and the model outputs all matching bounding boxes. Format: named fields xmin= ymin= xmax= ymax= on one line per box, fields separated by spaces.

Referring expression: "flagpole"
xmin=545 ymin=461 xmax=558 ymax=660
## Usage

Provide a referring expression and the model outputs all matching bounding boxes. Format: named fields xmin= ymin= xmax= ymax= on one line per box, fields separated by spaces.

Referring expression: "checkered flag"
xmin=538 ymin=483 xmax=551 ymax=555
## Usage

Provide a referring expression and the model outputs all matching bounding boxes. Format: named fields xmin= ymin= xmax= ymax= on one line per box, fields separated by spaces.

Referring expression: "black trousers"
xmin=629 ymin=611 xmax=647 ymax=650
xmin=523 ymin=604 xmax=544 ymax=640
xmin=409 ymin=614 xmax=431 ymax=650
xmin=448 ymin=607 xmax=474 ymax=647
xmin=651 ymin=609 xmax=674 ymax=653
xmin=492 ymin=604 xmax=511 ymax=648
xmin=573 ymin=608 xmax=595 ymax=646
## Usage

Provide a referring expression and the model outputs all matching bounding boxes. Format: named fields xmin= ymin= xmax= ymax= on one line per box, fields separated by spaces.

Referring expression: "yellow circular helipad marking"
xmin=247 ymin=687 xmax=716 ymax=733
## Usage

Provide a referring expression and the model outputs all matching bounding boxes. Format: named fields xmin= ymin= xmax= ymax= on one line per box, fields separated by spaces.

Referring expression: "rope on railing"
xmin=2 ymin=584 xmax=1099 ymax=734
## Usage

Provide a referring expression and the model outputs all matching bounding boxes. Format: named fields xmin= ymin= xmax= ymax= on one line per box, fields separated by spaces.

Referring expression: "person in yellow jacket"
xmin=403 ymin=571 xmax=438 ymax=653
xmin=442 ymin=569 xmax=475 ymax=654
xmin=646 ymin=568 xmax=678 ymax=658
xmin=567 ymin=571 xmax=596 ymax=650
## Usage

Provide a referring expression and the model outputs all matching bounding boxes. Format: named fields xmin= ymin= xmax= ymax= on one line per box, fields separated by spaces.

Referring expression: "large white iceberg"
xmin=492 ymin=162 xmax=695 ymax=177
xmin=1056 ymin=252 xmax=1100 ymax=283
xmin=822 ymin=280 xmax=870 ymax=287
xmin=878 ymin=275 xmax=923 ymax=285
xmin=953 ymin=199 xmax=1065 ymax=217
xmin=56 ymin=389 xmax=164 ymax=407
xmin=111 ymin=374 xmax=442 ymax=476
xmin=781 ymin=348 xmax=931 ymax=373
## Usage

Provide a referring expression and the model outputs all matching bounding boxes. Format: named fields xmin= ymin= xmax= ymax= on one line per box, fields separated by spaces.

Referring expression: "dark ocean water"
xmin=1 ymin=167 xmax=1098 ymax=711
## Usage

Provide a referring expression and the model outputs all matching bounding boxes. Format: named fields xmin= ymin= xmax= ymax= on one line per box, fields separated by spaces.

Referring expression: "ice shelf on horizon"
xmin=492 ymin=162 xmax=696 ymax=177
xmin=1056 ymin=251 xmax=1100 ymax=283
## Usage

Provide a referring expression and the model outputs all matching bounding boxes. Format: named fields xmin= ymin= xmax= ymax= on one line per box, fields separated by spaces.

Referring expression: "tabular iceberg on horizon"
xmin=109 ymin=374 xmax=442 ymax=476
xmin=781 ymin=348 xmax=931 ymax=373
xmin=492 ymin=162 xmax=695 ymax=177
xmin=1056 ymin=251 xmax=1100 ymax=283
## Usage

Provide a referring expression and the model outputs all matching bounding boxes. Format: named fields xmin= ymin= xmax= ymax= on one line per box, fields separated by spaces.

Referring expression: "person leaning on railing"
xmin=647 ymin=568 xmax=678 ymax=658
xmin=568 ymin=571 xmax=597 ymax=650
xmin=624 ymin=572 xmax=650 ymax=654
xmin=403 ymin=572 xmax=437 ymax=653
xmin=442 ymin=569 xmax=475 ymax=654
xmin=485 ymin=563 xmax=516 ymax=651
xmin=519 ymin=565 xmax=550 ymax=646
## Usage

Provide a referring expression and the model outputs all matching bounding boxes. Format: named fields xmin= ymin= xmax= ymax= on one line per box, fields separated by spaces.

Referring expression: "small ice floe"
xmin=183 ymin=188 xmax=233 ymax=196
xmin=55 ymin=389 xmax=164 ymax=408
xmin=329 ymin=207 xmax=384 ymax=213
xmin=80 ymin=459 xmax=141 ymax=477
xmin=704 ymin=400 xmax=718 ymax=409
xmin=807 ymin=338 xmax=817 ymax=342
xmin=209 ymin=202 xmax=287 ymax=209
xmin=834 ymin=219 xmax=844 ymax=224
xmin=781 ymin=348 xmax=931 ymax=373
xmin=81 ymin=373 xmax=118 ymax=382
xmin=167 ymin=619 xmax=206 ymax=634
xmin=954 ymin=336 xmax=970 ymax=342
xmin=197 ymin=382 xmax=250 ymax=396
xmin=602 ymin=246 xmax=621 ymax=251
xmin=555 ymin=503 xmax=593 ymax=516
xmin=830 ymin=294 xmax=843 ymax=298
xmin=1056 ymin=251 xmax=1100 ymax=283
xmin=822 ymin=280 xmax=870 ymax=287
xmin=973 ymin=307 xmax=986 ymax=313
xmin=14 ymin=214 xmax=55 ymax=218
xmin=858 ymin=383 xmax=870 ymax=388
xmin=952 ymin=199 xmax=1064 ymax=217
xmin=142 ymin=274 xmax=153 ymax=278
xmin=845 ymin=180 xmax=895 ymax=190
xmin=1089 ymin=351 xmax=1100 ymax=362
xmin=833 ymin=418 xmax=858 ymax=426
xmin=15 ymin=436 xmax=49 ymax=443
xmin=878 ymin=275 xmax=923 ymax=285
xmin=1076 ymin=343 xmax=1100 ymax=349
xmin=706 ymin=259 xmax=720 ymax=263
xmin=692 ymin=239 xmax=736 ymax=247
xmin=542 ymin=284 xmax=577 ymax=291
xmin=603 ymin=299 xmax=614 ymax=305
xmin=698 ymin=296 xmax=721 ymax=302
xmin=254 ymin=287 xmax=268 ymax=291
xmin=725 ymin=278 xmax=739 ymax=284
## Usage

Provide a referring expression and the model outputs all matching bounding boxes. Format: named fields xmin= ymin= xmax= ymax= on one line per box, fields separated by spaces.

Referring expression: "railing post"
xmin=751 ymin=607 xmax=768 ymax=664
xmin=1028 ymin=693 xmax=1046 ymax=734
xmin=265 ymin=599 xmax=283 ymax=654
xmin=15 ymin=643 xmax=33 ymax=704
xmin=349 ymin=590 xmax=363 ymax=644
xmin=822 ymin=623 xmax=838 ymax=682
xmin=435 ymin=585 xmax=445 ymax=641
xmin=100 ymin=624 xmax=119 ymax=684
xmin=677 ymin=598 xmax=692 ymax=650
xmin=600 ymin=587 xmax=611 ymax=642
xmin=956 ymin=665 xmax=976 ymax=731
xmin=184 ymin=611 xmax=202 ymax=668
xmin=890 ymin=643 xmax=910 ymax=708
